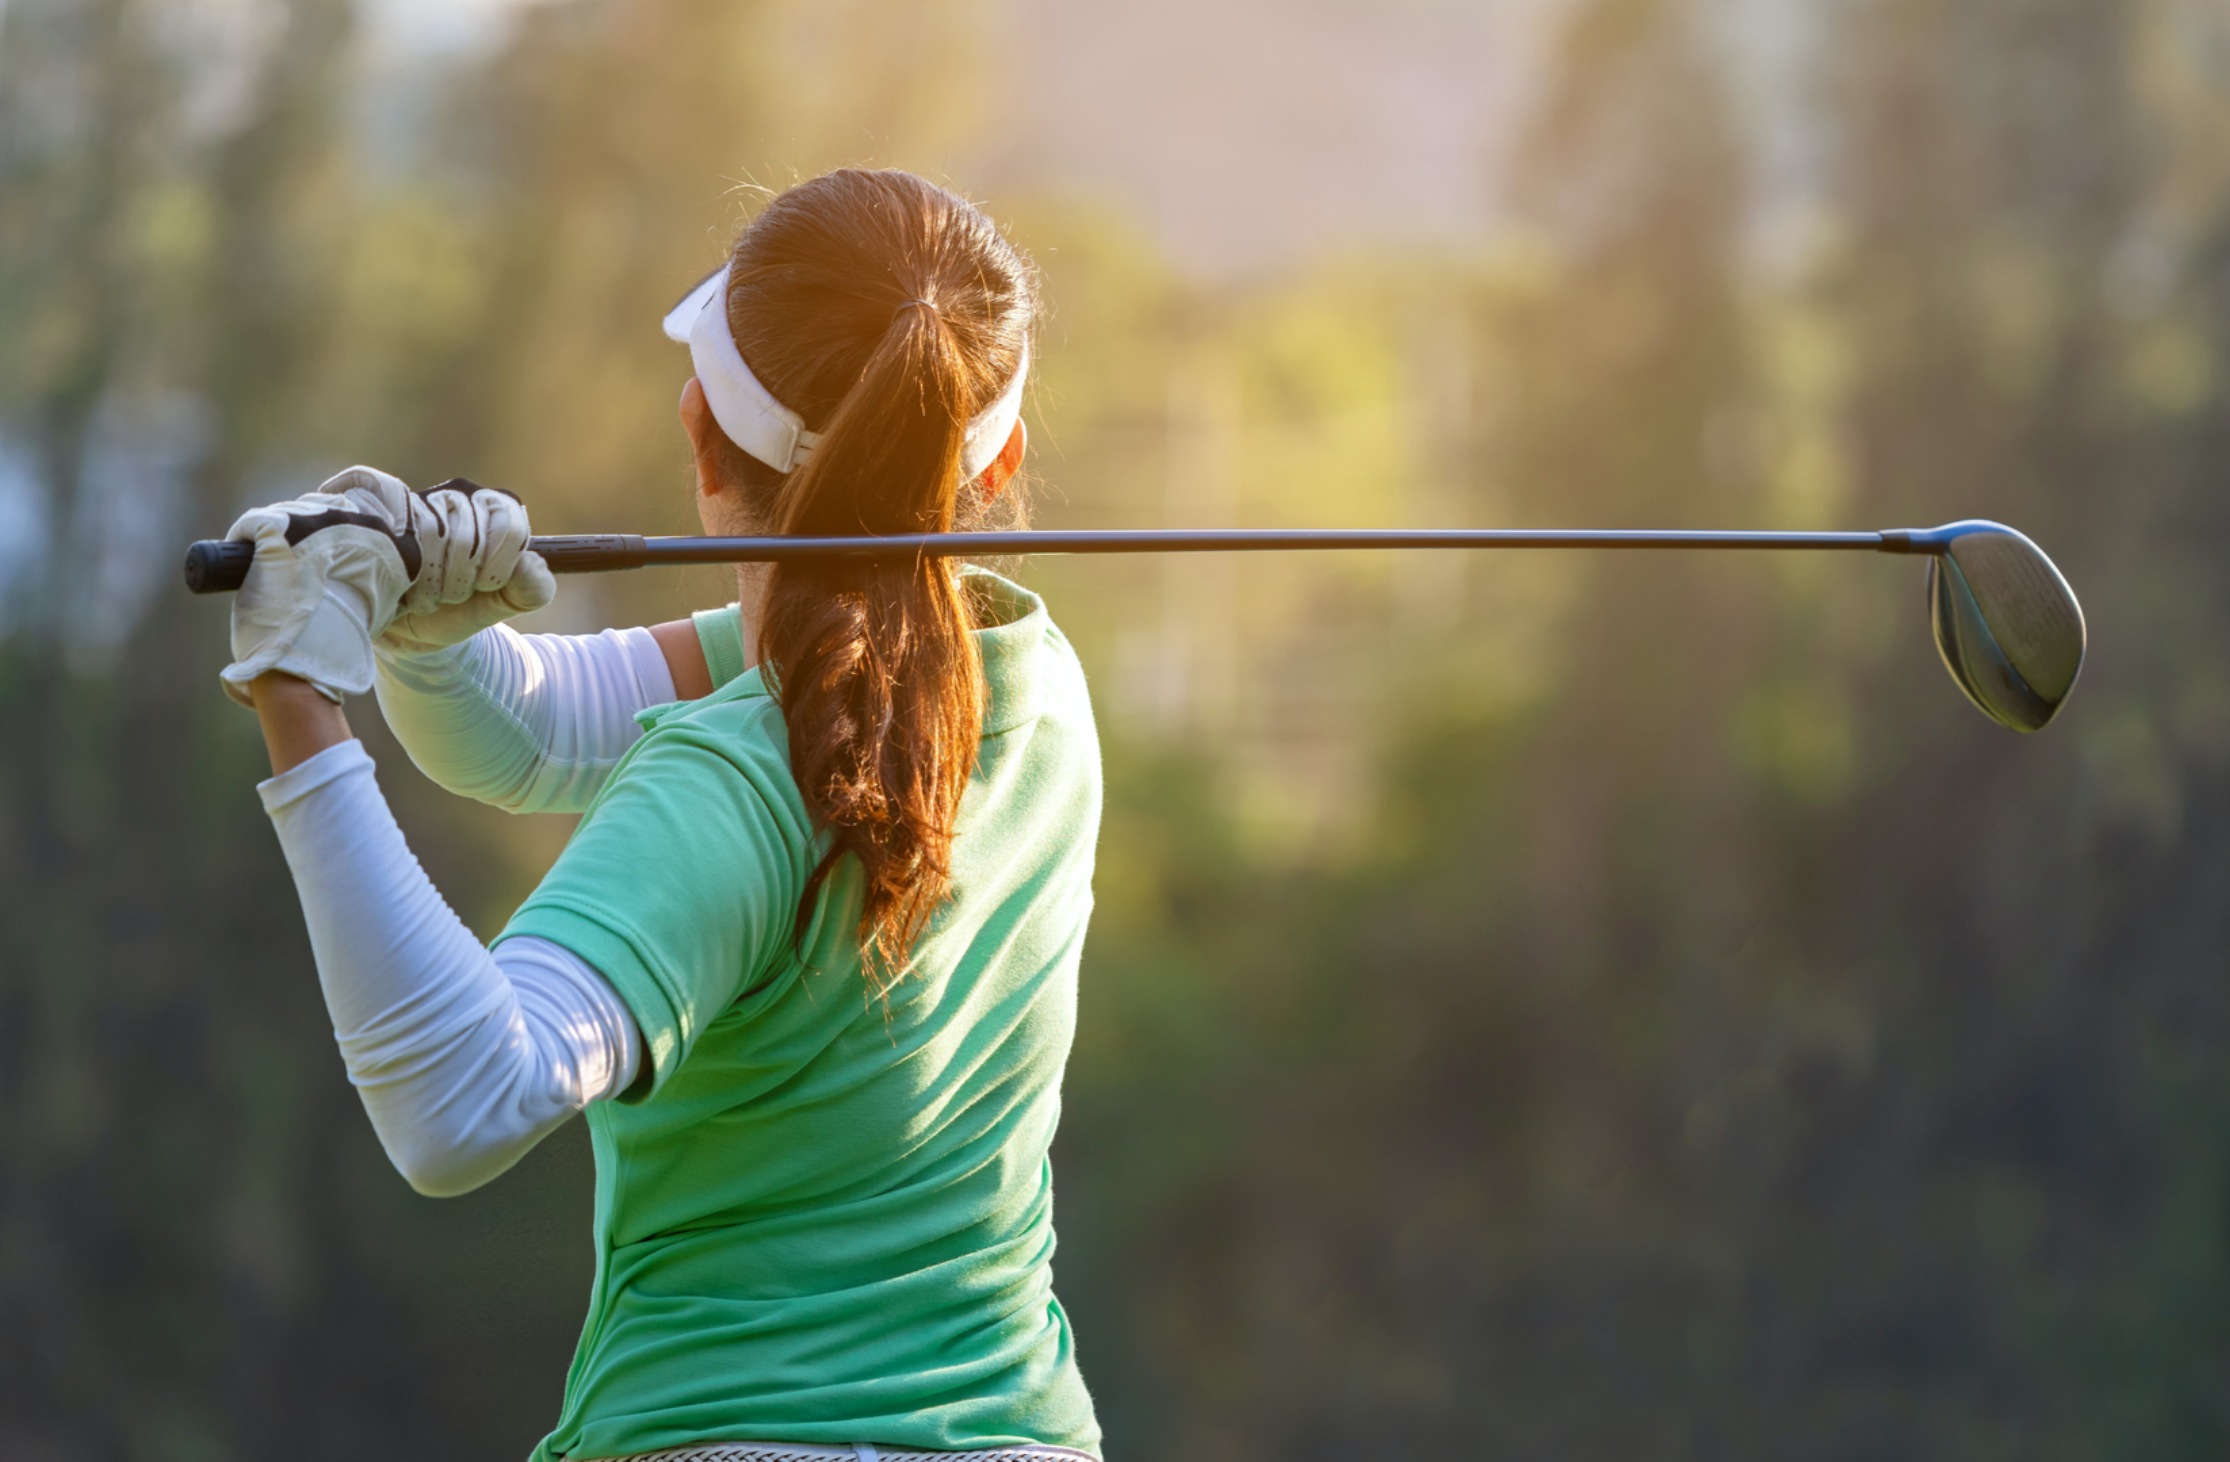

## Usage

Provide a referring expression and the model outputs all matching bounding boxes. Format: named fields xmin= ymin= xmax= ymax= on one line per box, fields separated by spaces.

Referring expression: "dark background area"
xmin=3 ymin=0 xmax=2228 ymax=1457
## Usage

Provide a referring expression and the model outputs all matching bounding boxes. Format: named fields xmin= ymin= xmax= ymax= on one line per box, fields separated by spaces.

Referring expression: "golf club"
xmin=182 ymin=517 xmax=2086 ymax=733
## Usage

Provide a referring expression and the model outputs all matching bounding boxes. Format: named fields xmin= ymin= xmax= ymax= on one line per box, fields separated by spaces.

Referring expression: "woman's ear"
xmin=680 ymin=377 xmax=719 ymax=475
xmin=975 ymin=419 xmax=1027 ymax=499
xmin=680 ymin=376 xmax=730 ymax=508
xmin=682 ymin=376 xmax=750 ymax=535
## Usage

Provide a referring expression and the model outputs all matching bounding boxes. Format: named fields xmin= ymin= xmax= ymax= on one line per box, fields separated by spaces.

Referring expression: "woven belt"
xmin=605 ymin=1445 xmax=1099 ymax=1462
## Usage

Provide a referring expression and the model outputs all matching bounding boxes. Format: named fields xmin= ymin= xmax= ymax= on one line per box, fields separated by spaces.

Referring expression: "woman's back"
xmin=224 ymin=167 xmax=1098 ymax=1460
xmin=508 ymin=572 xmax=1103 ymax=1460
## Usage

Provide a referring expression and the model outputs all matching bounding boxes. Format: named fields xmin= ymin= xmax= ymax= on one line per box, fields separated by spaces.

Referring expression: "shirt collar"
xmin=637 ymin=565 xmax=1050 ymax=735
xmin=965 ymin=566 xmax=1048 ymax=735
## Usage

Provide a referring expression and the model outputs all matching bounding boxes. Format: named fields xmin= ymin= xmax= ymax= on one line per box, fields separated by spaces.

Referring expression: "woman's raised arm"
xmin=376 ymin=621 xmax=687 ymax=814
xmin=252 ymin=673 xmax=643 ymax=1195
xmin=223 ymin=475 xmax=646 ymax=1197
xmin=368 ymin=475 xmax=717 ymax=813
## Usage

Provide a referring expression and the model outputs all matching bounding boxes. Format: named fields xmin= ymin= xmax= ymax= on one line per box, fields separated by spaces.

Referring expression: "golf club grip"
xmin=184 ymin=530 xmax=649 ymax=594
xmin=182 ymin=539 xmax=257 ymax=594
xmin=182 ymin=510 xmax=426 ymax=595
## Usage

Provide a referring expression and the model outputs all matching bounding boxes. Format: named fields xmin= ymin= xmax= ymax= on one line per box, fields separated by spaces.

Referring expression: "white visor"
xmin=663 ymin=263 xmax=1028 ymax=480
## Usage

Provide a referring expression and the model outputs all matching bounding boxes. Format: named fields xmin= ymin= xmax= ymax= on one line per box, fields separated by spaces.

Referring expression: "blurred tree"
xmin=1057 ymin=0 xmax=2230 ymax=1458
xmin=8 ymin=0 xmax=2230 ymax=1457
xmin=1058 ymin=0 xmax=1772 ymax=1454
xmin=0 ymin=2 xmax=549 ymax=1455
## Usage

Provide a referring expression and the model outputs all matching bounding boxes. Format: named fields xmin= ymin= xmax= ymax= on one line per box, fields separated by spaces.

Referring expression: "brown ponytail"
xmin=707 ymin=170 xmax=1036 ymax=995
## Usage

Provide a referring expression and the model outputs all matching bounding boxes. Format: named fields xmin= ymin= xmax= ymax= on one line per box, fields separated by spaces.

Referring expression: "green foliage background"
xmin=4 ymin=0 xmax=2228 ymax=1457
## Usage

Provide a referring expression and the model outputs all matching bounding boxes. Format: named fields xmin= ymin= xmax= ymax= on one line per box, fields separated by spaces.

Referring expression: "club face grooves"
xmin=1926 ymin=546 xmax=2078 ymax=735
xmin=1944 ymin=529 xmax=2085 ymax=705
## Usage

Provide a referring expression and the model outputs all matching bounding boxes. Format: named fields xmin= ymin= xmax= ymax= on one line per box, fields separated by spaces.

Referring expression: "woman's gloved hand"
xmin=219 ymin=466 xmax=420 ymax=706
xmin=381 ymin=478 xmax=556 ymax=657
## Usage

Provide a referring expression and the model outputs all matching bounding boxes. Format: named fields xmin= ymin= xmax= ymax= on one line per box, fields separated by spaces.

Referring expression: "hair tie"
xmin=894 ymin=298 xmax=939 ymax=319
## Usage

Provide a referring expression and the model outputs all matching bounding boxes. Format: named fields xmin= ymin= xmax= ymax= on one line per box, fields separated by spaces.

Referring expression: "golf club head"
xmin=1916 ymin=521 xmax=2086 ymax=732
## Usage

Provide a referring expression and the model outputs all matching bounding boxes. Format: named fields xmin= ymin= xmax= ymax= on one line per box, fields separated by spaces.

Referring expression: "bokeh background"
xmin=4 ymin=0 xmax=2229 ymax=1456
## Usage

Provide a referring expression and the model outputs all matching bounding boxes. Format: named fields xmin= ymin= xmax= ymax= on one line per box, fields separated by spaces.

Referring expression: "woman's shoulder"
xmin=611 ymin=668 xmax=802 ymax=813
xmin=640 ymin=665 xmax=786 ymax=745
xmin=966 ymin=567 xmax=1094 ymax=733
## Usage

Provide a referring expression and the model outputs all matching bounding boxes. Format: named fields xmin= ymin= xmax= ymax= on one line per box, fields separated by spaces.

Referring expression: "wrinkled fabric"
xmin=260 ymin=739 xmax=641 ymax=1196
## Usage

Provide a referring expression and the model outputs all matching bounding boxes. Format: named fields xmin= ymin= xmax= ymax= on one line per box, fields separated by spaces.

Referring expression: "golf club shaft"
xmin=184 ymin=526 xmax=1940 ymax=594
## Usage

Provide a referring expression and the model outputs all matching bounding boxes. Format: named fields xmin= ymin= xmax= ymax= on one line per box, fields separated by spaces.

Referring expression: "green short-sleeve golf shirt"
xmin=501 ymin=570 xmax=1103 ymax=1459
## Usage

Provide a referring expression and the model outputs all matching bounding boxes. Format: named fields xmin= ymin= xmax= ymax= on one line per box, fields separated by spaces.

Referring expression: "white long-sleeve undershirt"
xmin=259 ymin=739 xmax=641 ymax=1196
xmin=373 ymin=623 xmax=677 ymax=814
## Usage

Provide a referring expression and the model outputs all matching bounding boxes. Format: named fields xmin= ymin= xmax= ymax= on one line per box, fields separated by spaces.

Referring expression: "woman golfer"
xmin=222 ymin=170 xmax=1102 ymax=1461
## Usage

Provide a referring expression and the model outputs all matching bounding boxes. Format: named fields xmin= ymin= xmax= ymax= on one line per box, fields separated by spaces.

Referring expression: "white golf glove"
xmin=380 ymin=478 xmax=555 ymax=657
xmin=220 ymin=466 xmax=420 ymax=706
